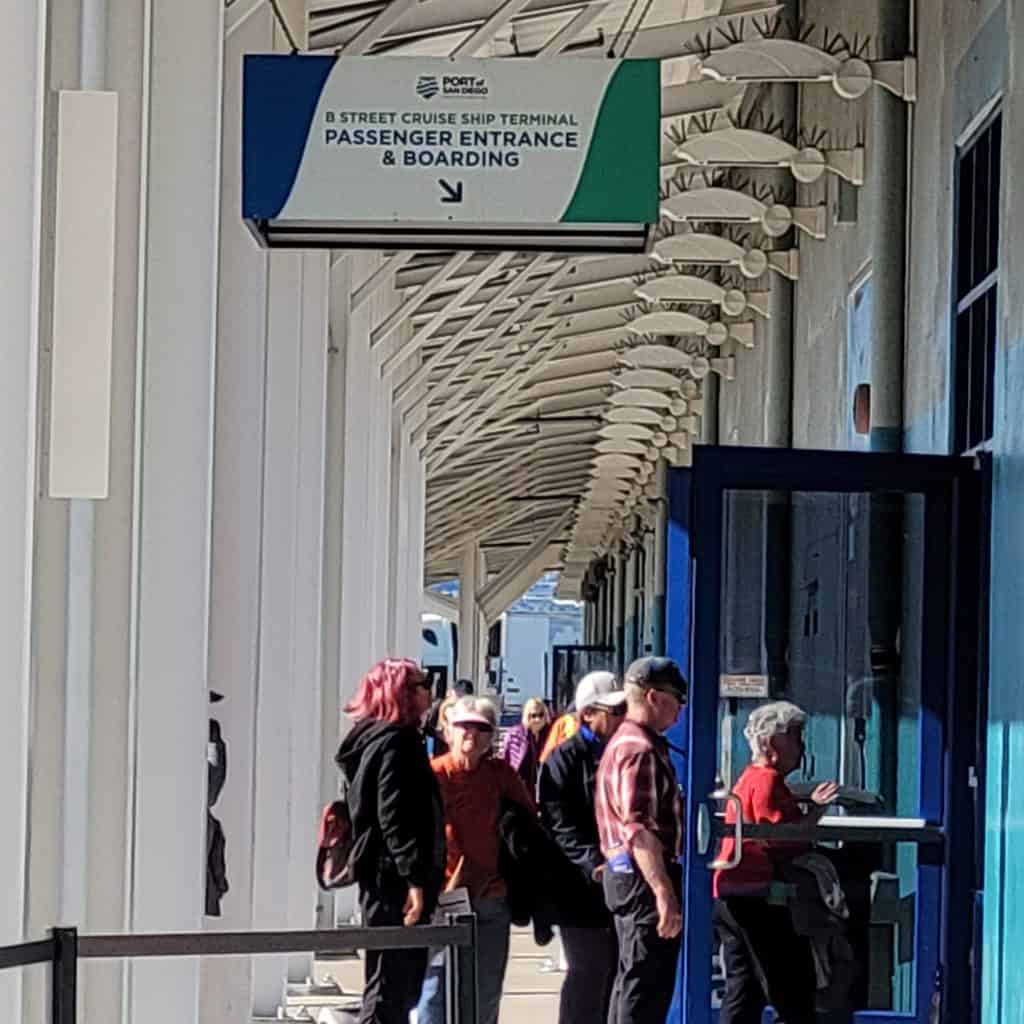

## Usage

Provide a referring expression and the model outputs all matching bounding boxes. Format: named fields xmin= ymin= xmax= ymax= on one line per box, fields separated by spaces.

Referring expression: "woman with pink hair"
xmin=335 ymin=658 xmax=445 ymax=1024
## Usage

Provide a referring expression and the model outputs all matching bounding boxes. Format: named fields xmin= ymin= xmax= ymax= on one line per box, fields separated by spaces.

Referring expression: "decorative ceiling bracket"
xmin=635 ymin=275 xmax=772 ymax=319
xmin=652 ymin=232 xmax=800 ymax=281
xmin=611 ymin=367 xmax=685 ymax=392
xmin=617 ymin=342 xmax=694 ymax=372
xmin=712 ymin=355 xmax=736 ymax=380
xmin=673 ymin=128 xmax=865 ymax=185
xmin=699 ymin=40 xmax=917 ymax=102
xmin=661 ymin=187 xmax=827 ymax=240
xmin=627 ymin=309 xmax=754 ymax=348
xmin=767 ymin=249 xmax=799 ymax=280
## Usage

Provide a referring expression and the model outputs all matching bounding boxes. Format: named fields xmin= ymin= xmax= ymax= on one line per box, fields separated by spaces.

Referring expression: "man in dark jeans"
xmin=595 ymin=657 xmax=688 ymax=1024
xmin=538 ymin=670 xmax=627 ymax=1024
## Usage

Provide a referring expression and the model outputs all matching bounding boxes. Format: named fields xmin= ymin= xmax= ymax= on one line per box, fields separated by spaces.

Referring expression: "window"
xmin=953 ymin=111 xmax=1001 ymax=453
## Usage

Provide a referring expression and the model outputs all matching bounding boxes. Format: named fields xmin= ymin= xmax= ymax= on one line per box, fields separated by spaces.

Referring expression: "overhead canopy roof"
xmin=308 ymin=0 xmax=777 ymax=602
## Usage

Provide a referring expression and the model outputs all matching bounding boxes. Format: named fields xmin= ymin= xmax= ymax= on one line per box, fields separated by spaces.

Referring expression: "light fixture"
xmin=619 ymin=343 xmax=693 ymax=371
xmin=699 ymin=40 xmax=917 ymax=102
xmin=596 ymin=439 xmax=648 ymax=457
xmin=661 ymin=186 xmax=827 ymax=240
xmin=673 ymin=127 xmax=864 ymax=186
xmin=636 ymin=274 xmax=768 ymax=319
xmin=609 ymin=388 xmax=675 ymax=408
xmin=605 ymin=405 xmax=664 ymax=425
xmin=600 ymin=422 xmax=655 ymax=442
xmin=613 ymin=367 xmax=683 ymax=391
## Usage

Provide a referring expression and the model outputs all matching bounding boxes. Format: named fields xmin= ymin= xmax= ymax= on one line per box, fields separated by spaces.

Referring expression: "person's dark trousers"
xmin=603 ymin=863 xmax=682 ymax=1024
xmin=713 ymin=896 xmax=817 ymax=1024
xmin=358 ymin=880 xmax=428 ymax=1024
xmin=559 ymin=924 xmax=617 ymax=1024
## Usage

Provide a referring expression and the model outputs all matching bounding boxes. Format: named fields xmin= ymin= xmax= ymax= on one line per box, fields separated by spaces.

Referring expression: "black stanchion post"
xmin=51 ymin=927 xmax=78 ymax=1024
xmin=452 ymin=913 xmax=478 ymax=1024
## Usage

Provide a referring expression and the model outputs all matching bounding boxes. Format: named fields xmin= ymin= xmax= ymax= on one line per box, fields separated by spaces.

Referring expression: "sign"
xmin=432 ymin=886 xmax=471 ymax=923
xmin=719 ymin=673 xmax=770 ymax=699
xmin=242 ymin=55 xmax=660 ymax=252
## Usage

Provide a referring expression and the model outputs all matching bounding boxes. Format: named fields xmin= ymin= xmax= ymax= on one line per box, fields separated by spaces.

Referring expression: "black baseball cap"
xmin=625 ymin=657 xmax=688 ymax=704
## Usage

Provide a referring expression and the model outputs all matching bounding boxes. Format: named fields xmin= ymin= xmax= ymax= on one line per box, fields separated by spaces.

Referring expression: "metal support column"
xmin=52 ymin=927 xmax=77 ymax=1024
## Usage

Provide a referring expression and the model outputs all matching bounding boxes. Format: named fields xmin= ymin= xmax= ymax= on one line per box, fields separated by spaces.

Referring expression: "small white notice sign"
xmin=719 ymin=674 xmax=770 ymax=699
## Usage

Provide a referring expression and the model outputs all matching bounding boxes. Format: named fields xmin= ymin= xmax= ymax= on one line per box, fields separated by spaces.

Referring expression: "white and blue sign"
xmin=242 ymin=55 xmax=660 ymax=252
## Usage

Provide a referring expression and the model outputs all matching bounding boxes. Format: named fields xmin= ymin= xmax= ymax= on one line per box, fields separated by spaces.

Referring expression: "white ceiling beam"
xmin=392 ymin=254 xmax=554 ymax=397
xmin=423 ymin=587 xmax=459 ymax=618
xmin=430 ymin=475 xmax=579 ymax=541
xmin=428 ymin=451 xmax=592 ymax=530
xmin=538 ymin=2 xmax=609 ymax=54
xmin=339 ymin=0 xmax=419 ymax=54
xmin=405 ymin=260 xmax=576 ymax=417
xmin=226 ymin=0 xmax=266 ymax=36
xmin=425 ymin=317 xmax=570 ymax=468
xmin=423 ymin=332 xmax=622 ymax=386
xmin=452 ymin=0 xmax=534 ymax=55
xmin=370 ymin=251 xmax=474 ymax=349
xmin=413 ymin=270 xmax=637 ymax=320
xmin=430 ymin=347 xmax=620 ymax=398
xmin=477 ymin=510 xmax=575 ymax=623
xmin=379 ymin=251 xmax=516 ymax=377
xmin=311 ymin=0 xmax=603 ymax=50
xmin=351 ymin=251 xmax=415 ymax=312
xmin=427 ymin=421 xmax=580 ymax=507
xmin=420 ymin=293 xmax=572 ymax=422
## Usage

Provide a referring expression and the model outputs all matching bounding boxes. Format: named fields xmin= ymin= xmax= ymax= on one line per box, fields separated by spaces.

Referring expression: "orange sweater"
xmin=539 ymin=713 xmax=579 ymax=763
xmin=431 ymin=753 xmax=535 ymax=899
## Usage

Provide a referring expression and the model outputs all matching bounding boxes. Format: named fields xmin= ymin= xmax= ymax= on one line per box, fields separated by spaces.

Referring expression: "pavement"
xmin=288 ymin=927 xmax=562 ymax=1023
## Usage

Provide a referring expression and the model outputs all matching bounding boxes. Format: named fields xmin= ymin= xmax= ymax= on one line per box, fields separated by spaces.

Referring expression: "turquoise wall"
xmin=979 ymin=338 xmax=1024 ymax=1022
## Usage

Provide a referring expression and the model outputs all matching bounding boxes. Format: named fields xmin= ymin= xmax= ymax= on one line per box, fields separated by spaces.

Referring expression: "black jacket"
xmin=335 ymin=720 xmax=445 ymax=902
xmin=498 ymin=797 xmax=577 ymax=944
xmin=537 ymin=730 xmax=611 ymax=927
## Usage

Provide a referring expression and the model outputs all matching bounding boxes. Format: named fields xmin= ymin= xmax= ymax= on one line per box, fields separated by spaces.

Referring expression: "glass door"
xmin=674 ymin=446 xmax=980 ymax=1024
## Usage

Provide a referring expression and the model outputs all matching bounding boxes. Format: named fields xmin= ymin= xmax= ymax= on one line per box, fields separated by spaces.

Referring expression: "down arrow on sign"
xmin=439 ymin=179 xmax=464 ymax=203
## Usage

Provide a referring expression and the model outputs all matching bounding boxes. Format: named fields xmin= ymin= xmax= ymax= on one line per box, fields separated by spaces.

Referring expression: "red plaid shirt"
xmin=595 ymin=720 xmax=684 ymax=859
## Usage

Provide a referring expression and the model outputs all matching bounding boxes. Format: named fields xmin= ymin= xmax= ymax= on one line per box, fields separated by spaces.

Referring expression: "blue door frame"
xmin=665 ymin=445 xmax=981 ymax=1024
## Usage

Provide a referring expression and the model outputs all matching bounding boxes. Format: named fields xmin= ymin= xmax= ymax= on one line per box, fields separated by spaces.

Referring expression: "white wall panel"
xmin=0 ymin=6 xmax=44 ymax=1024
xmin=48 ymin=91 xmax=118 ymax=499
xmin=127 ymin=0 xmax=223 ymax=1021
xmin=200 ymin=7 xmax=273 ymax=1022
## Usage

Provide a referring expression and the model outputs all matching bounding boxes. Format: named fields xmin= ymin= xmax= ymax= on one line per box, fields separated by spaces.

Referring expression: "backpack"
xmin=316 ymin=787 xmax=356 ymax=891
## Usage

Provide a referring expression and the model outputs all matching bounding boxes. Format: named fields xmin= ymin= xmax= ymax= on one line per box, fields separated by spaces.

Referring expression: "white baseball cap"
xmin=574 ymin=671 xmax=627 ymax=712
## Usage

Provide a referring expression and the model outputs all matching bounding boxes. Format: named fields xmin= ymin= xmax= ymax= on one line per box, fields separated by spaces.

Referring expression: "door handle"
xmin=707 ymin=791 xmax=743 ymax=871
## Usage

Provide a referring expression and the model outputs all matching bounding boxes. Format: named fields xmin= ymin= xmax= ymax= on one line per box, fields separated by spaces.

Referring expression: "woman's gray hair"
xmin=744 ymin=701 xmax=807 ymax=759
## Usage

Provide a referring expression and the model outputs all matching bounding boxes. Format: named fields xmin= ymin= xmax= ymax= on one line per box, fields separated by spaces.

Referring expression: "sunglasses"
xmin=527 ymin=712 xmax=546 ymax=719
xmin=655 ymin=687 xmax=688 ymax=706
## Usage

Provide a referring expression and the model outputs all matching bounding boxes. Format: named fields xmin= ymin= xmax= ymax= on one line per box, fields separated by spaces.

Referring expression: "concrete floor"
xmin=288 ymin=927 xmax=562 ymax=1023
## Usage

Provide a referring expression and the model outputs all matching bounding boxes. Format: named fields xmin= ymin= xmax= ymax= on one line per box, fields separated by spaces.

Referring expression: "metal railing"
xmin=0 ymin=917 xmax=478 ymax=1024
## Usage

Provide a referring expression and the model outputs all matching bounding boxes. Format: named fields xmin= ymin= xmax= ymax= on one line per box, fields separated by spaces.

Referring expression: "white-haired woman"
xmin=417 ymin=696 xmax=535 ymax=1024
xmin=712 ymin=701 xmax=840 ymax=1024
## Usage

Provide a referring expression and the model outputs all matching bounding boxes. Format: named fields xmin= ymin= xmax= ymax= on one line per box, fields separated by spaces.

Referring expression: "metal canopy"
xmin=299 ymin=0 xmax=777 ymax=602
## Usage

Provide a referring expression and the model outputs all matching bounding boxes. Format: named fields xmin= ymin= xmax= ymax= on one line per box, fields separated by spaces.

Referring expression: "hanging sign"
xmin=242 ymin=55 xmax=660 ymax=252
